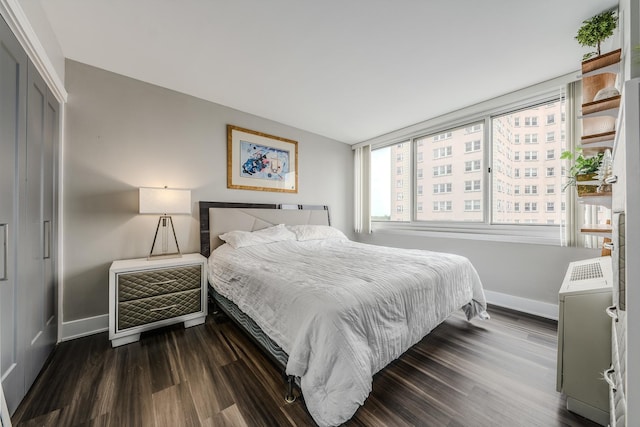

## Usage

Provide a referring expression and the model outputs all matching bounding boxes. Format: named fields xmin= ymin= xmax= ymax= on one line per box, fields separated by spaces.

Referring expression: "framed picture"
xmin=227 ymin=125 xmax=298 ymax=193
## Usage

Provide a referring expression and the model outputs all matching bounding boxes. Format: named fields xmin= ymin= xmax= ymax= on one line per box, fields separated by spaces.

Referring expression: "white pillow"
xmin=219 ymin=224 xmax=296 ymax=249
xmin=287 ymin=225 xmax=347 ymax=241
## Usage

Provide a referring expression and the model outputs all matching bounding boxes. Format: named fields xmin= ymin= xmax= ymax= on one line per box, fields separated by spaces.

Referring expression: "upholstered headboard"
xmin=199 ymin=202 xmax=330 ymax=257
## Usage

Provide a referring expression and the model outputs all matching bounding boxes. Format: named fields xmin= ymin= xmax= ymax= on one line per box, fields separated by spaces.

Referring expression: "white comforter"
xmin=208 ymin=238 xmax=487 ymax=426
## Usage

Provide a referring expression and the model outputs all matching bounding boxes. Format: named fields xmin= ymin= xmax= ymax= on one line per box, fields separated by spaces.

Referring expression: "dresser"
xmin=109 ymin=254 xmax=207 ymax=347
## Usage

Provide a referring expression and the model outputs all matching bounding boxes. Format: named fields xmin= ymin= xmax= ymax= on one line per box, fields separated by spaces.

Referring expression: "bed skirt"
xmin=210 ymin=287 xmax=291 ymax=373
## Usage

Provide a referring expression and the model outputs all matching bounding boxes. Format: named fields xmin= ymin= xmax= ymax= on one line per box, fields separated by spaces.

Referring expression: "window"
xmin=370 ymin=142 xmax=411 ymax=222
xmin=433 ymin=146 xmax=452 ymax=159
xmin=433 ymin=132 xmax=452 ymax=141
xmin=546 ymin=132 xmax=555 ymax=142
xmin=369 ymin=94 xmax=567 ymax=238
xmin=433 ymin=164 xmax=452 ymax=176
xmin=416 ymin=122 xmax=484 ymax=221
xmin=433 ymin=201 xmax=452 ymax=212
xmin=465 ymin=140 xmax=481 ymax=152
xmin=464 ymin=200 xmax=481 ymax=211
xmin=464 ymin=160 xmax=481 ymax=172
xmin=464 ymin=180 xmax=481 ymax=192
xmin=466 ymin=124 xmax=482 ymax=133
xmin=491 ymin=99 xmax=565 ymax=225
xmin=396 ymin=205 xmax=404 ymax=213
xmin=524 ymin=185 xmax=538 ymax=195
xmin=397 ymin=153 xmax=403 ymax=162
xmin=433 ymin=183 xmax=452 ymax=193
xmin=525 ymin=116 xmax=538 ymax=126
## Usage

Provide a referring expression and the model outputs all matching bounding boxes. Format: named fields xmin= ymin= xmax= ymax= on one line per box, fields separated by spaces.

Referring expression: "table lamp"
xmin=139 ymin=187 xmax=191 ymax=259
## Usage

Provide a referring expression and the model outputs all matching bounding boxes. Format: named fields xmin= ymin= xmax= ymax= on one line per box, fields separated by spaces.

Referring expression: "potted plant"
xmin=561 ymin=150 xmax=604 ymax=195
xmin=576 ymin=9 xmax=618 ymax=61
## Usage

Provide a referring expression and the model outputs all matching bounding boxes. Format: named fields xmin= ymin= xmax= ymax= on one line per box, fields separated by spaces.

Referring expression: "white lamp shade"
xmin=139 ymin=187 xmax=191 ymax=214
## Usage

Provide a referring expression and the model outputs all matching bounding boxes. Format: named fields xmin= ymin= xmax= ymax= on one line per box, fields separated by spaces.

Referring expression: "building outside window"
xmin=370 ymin=97 xmax=567 ymax=229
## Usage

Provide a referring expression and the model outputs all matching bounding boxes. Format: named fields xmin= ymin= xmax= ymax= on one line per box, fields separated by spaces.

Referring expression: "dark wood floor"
xmin=12 ymin=305 xmax=599 ymax=427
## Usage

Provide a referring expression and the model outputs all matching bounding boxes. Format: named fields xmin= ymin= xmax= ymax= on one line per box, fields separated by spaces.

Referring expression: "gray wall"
xmin=63 ymin=59 xmax=353 ymax=322
xmin=355 ymin=232 xmax=599 ymax=309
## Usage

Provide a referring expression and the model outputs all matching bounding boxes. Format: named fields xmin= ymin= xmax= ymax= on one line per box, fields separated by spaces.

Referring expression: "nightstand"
xmin=109 ymin=253 xmax=207 ymax=347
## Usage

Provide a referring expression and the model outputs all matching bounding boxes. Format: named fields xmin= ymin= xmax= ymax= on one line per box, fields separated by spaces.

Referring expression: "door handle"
xmin=43 ymin=220 xmax=51 ymax=260
xmin=1 ymin=223 xmax=7 ymax=281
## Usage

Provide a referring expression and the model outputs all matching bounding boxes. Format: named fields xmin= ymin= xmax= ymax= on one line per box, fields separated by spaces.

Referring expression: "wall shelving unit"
xmin=577 ymin=48 xmax=622 ymax=237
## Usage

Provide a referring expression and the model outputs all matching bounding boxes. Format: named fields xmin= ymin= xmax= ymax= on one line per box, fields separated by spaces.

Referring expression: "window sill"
xmin=370 ymin=221 xmax=562 ymax=246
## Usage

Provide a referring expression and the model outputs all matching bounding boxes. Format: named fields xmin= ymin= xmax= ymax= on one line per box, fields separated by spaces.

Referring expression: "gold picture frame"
xmin=227 ymin=125 xmax=298 ymax=193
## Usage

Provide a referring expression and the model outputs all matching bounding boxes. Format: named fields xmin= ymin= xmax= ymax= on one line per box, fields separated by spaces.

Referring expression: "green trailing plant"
xmin=575 ymin=10 xmax=618 ymax=60
xmin=561 ymin=150 xmax=604 ymax=188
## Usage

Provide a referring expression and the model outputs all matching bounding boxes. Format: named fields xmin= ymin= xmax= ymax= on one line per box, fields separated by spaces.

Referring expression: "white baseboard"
xmin=56 ymin=291 xmax=557 ymax=342
xmin=59 ymin=314 xmax=109 ymax=342
xmin=484 ymin=290 xmax=558 ymax=321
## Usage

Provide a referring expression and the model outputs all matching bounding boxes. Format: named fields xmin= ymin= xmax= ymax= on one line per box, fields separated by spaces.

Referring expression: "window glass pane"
xmin=371 ymin=142 xmax=411 ymax=221
xmin=491 ymin=99 xmax=566 ymax=224
xmin=415 ymin=122 xmax=484 ymax=222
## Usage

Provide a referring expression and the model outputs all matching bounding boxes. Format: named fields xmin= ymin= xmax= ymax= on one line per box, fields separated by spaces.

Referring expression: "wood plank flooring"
xmin=11 ymin=305 xmax=600 ymax=426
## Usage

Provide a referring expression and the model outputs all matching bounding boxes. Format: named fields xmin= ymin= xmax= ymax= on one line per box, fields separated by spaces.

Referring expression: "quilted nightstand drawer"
xmin=118 ymin=289 xmax=201 ymax=330
xmin=118 ymin=264 xmax=201 ymax=302
xmin=109 ymin=254 xmax=207 ymax=347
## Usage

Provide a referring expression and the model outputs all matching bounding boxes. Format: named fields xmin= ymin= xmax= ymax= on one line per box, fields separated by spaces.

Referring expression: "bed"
xmin=199 ymin=201 xmax=488 ymax=427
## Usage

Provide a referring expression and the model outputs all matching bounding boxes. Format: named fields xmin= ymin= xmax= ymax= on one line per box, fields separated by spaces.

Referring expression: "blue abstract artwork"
xmin=240 ymin=140 xmax=289 ymax=181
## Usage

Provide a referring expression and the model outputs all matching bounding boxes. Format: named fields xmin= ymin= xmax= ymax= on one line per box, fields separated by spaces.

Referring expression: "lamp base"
xmin=148 ymin=215 xmax=183 ymax=260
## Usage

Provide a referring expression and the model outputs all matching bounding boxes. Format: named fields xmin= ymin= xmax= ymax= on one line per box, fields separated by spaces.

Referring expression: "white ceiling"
xmin=41 ymin=0 xmax=618 ymax=144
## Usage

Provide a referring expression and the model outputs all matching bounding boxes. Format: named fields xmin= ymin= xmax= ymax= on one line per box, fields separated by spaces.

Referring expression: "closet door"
xmin=43 ymin=85 xmax=58 ymax=355
xmin=23 ymin=63 xmax=57 ymax=389
xmin=0 ymin=16 xmax=27 ymax=414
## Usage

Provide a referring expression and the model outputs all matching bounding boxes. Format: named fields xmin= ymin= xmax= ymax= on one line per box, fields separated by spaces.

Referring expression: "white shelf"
xmin=578 ymin=193 xmax=612 ymax=208
xmin=579 ymin=107 xmax=620 ymax=119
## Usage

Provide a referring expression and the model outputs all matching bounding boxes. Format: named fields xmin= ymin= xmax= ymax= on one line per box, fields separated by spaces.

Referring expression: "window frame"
xmin=363 ymin=80 xmax=573 ymax=245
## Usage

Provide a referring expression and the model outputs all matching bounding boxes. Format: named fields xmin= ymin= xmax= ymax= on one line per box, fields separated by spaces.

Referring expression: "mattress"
xmin=208 ymin=237 xmax=488 ymax=426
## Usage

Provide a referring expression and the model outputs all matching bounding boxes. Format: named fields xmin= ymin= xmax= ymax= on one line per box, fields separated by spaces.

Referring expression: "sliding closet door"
xmin=23 ymin=63 xmax=57 ymax=389
xmin=43 ymin=89 xmax=58 ymax=352
xmin=0 ymin=16 xmax=27 ymax=413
